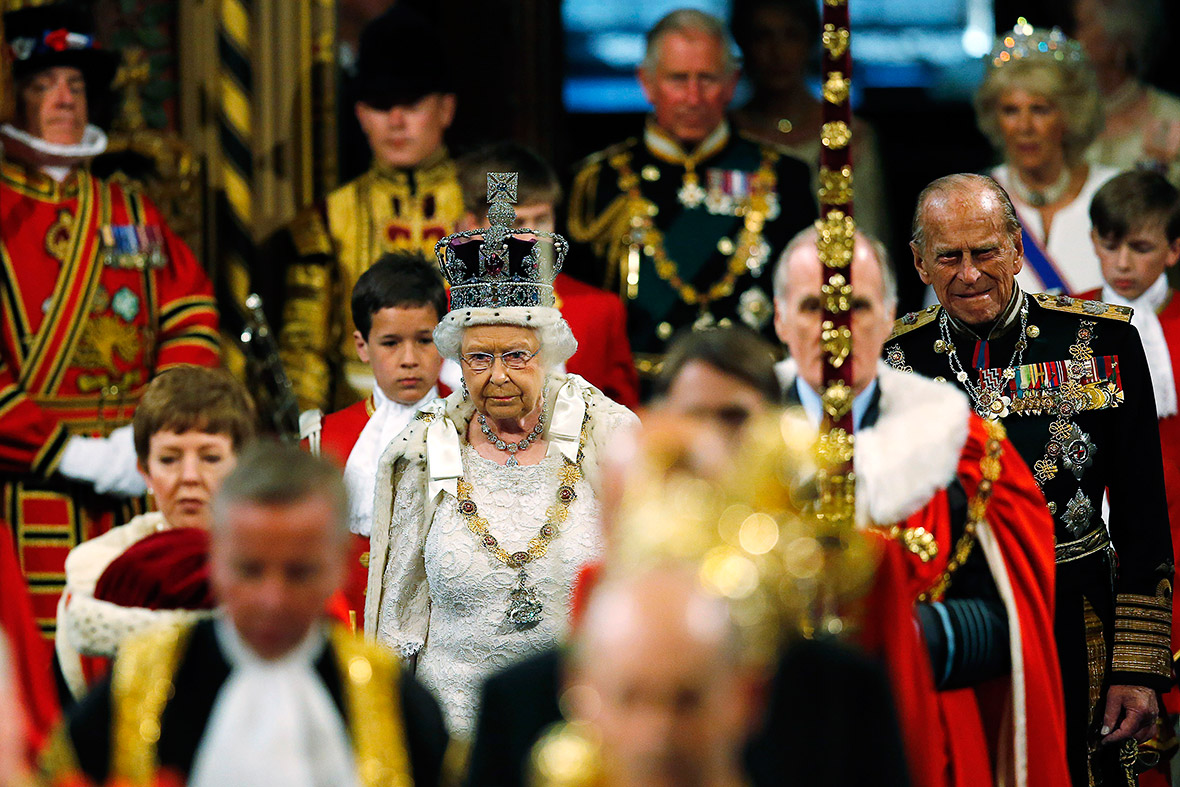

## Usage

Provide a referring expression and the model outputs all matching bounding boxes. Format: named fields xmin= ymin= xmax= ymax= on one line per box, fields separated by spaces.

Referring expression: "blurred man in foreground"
xmin=538 ymin=567 xmax=763 ymax=787
xmin=42 ymin=444 xmax=448 ymax=786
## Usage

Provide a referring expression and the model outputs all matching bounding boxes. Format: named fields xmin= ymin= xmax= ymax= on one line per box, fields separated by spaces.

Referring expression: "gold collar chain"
xmin=609 ymin=150 xmax=777 ymax=312
xmin=456 ymin=411 xmax=589 ymax=627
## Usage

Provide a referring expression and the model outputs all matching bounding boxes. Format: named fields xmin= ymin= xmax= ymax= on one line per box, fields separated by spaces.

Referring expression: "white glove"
xmin=57 ymin=424 xmax=148 ymax=497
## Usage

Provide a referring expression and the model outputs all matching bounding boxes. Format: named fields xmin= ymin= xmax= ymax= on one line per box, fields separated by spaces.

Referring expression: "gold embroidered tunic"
xmin=40 ymin=618 xmax=448 ymax=787
xmin=0 ymin=158 xmax=220 ymax=638
xmin=280 ymin=149 xmax=463 ymax=410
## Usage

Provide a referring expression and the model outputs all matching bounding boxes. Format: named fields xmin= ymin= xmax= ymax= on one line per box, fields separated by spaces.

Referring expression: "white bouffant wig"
xmin=433 ymin=306 xmax=578 ymax=368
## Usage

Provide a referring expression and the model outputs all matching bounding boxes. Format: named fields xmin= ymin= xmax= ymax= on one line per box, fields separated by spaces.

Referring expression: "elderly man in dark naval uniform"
xmin=885 ymin=173 xmax=1173 ymax=786
xmin=567 ymin=8 xmax=814 ymax=377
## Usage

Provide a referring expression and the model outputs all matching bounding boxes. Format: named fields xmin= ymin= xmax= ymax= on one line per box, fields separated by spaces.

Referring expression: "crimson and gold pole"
xmin=814 ymin=0 xmax=857 ymax=628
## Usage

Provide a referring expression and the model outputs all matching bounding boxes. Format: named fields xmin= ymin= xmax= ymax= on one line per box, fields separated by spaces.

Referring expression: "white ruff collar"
xmin=1102 ymin=274 xmax=1178 ymax=418
xmin=0 ymin=123 xmax=108 ymax=174
xmin=778 ymin=361 xmax=971 ymax=526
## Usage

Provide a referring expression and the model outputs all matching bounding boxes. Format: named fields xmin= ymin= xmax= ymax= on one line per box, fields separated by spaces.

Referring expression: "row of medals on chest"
xmin=934 ymin=315 xmax=1100 ymax=536
xmin=639 ymin=164 xmax=778 ymax=335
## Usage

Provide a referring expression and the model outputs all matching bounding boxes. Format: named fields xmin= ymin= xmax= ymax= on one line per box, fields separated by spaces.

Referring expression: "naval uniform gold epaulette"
xmin=574 ymin=137 xmax=640 ymax=172
xmin=888 ymin=305 xmax=941 ymax=341
xmin=289 ymin=204 xmax=333 ymax=258
xmin=1031 ymin=293 xmax=1133 ymax=323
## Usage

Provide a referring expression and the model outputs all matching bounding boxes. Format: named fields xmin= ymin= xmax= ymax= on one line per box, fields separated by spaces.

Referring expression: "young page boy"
xmin=1085 ymin=170 xmax=1180 ymax=516
xmin=300 ymin=253 xmax=450 ymax=631
xmin=1085 ymin=171 xmax=1180 ymax=775
xmin=457 ymin=142 xmax=641 ymax=409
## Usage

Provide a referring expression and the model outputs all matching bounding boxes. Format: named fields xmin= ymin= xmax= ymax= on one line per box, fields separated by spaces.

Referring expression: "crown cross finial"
xmin=481 ymin=172 xmax=518 ymax=276
xmin=487 ymin=172 xmax=518 ymax=205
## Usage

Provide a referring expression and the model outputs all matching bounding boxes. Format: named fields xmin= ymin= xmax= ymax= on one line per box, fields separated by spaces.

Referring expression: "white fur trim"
xmin=855 ymin=366 xmax=971 ymax=525
xmin=433 ymin=306 xmax=577 ymax=366
xmin=777 ymin=361 xmax=971 ymax=527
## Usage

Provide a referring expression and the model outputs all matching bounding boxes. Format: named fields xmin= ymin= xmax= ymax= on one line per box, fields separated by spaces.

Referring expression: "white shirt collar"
xmin=343 ymin=384 xmax=440 ymax=536
xmin=1101 ymin=274 xmax=1177 ymax=418
xmin=794 ymin=376 xmax=878 ymax=431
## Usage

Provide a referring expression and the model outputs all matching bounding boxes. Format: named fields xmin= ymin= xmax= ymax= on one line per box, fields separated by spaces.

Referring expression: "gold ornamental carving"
xmin=822 ymin=24 xmax=850 ymax=58
xmin=821 ymin=121 xmax=852 ymax=150
xmin=819 ymin=165 xmax=853 ymax=205
xmin=822 ymin=71 xmax=850 ymax=106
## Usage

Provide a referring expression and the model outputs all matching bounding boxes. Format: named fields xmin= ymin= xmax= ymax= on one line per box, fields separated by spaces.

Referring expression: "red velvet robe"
xmin=554 ymin=273 xmax=640 ymax=410
xmin=860 ymin=414 xmax=1067 ymax=787
xmin=0 ymin=160 xmax=220 ymax=639
xmin=0 ymin=529 xmax=58 ymax=758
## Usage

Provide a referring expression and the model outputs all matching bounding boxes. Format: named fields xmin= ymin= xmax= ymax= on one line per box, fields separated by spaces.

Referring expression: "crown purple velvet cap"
xmin=435 ymin=172 xmax=568 ymax=311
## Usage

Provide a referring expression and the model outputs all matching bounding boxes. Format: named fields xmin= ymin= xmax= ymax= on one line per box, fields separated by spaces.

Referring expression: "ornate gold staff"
xmin=813 ymin=0 xmax=857 ymax=635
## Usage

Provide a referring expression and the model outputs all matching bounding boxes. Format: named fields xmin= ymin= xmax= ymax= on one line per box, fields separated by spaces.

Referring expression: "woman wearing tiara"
xmin=975 ymin=22 xmax=1117 ymax=296
xmin=365 ymin=175 xmax=638 ymax=737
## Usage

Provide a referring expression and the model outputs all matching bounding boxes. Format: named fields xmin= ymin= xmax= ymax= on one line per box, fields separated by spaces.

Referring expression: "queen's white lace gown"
xmin=370 ymin=376 xmax=635 ymax=738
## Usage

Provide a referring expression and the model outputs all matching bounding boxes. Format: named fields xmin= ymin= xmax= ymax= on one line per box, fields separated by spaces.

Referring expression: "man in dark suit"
xmin=41 ymin=443 xmax=448 ymax=786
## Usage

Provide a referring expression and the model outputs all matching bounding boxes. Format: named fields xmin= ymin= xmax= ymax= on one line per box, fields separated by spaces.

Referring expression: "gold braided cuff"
xmin=1112 ymin=592 xmax=1173 ymax=679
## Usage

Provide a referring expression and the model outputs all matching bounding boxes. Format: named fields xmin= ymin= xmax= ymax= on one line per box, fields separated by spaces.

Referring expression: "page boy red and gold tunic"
xmin=0 ymin=159 xmax=219 ymax=637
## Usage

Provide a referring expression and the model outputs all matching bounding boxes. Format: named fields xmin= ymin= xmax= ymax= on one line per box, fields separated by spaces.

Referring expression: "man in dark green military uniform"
xmin=567 ymin=8 xmax=815 ymax=376
xmin=886 ymin=173 xmax=1173 ymax=786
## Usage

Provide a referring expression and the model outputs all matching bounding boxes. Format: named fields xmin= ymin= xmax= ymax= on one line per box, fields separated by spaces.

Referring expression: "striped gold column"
xmin=814 ymin=0 xmax=856 ymax=629
xmin=217 ymin=0 xmax=255 ymax=309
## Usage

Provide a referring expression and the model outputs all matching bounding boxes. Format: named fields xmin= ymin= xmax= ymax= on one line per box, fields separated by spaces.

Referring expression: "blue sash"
xmin=1020 ymin=225 xmax=1068 ymax=293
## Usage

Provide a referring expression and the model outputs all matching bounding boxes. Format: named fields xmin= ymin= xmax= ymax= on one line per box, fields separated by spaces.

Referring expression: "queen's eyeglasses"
xmin=459 ymin=349 xmax=539 ymax=372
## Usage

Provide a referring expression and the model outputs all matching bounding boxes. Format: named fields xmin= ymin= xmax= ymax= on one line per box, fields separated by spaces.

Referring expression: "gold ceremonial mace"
xmin=812 ymin=0 xmax=858 ymax=637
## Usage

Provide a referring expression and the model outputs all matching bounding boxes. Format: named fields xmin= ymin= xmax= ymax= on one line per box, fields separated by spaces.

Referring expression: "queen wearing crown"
xmin=974 ymin=22 xmax=1116 ymax=296
xmin=364 ymin=174 xmax=638 ymax=736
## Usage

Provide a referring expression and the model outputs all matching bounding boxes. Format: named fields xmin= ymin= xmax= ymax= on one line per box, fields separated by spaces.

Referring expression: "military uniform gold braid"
xmin=567 ymin=148 xmax=777 ymax=307
xmin=874 ymin=419 xmax=1006 ymax=602
xmin=457 ymin=411 xmax=588 ymax=569
xmin=105 ymin=623 xmax=413 ymax=787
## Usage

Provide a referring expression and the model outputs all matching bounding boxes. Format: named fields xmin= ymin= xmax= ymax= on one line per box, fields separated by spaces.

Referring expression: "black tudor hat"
xmin=354 ymin=4 xmax=454 ymax=110
xmin=3 ymin=2 xmax=119 ymax=91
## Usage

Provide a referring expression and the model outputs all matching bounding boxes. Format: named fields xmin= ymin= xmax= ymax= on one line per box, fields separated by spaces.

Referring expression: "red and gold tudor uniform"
xmin=0 ymin=159 xmax=219 ymax=637
xmin=884 ymin=292 xmax=1173 ymax=784
xmin=302 ymin=397 xmax=375 ymax=634
xmin=280 ymin=151 xmax=464 ymax=412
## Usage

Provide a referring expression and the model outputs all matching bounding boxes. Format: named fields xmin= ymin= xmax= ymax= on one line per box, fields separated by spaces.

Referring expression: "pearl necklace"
xmin=478 ymin=395 xmax=546 ymax=467
xmin=1007 ymin=165 xmax=1072 ymax=208
xmin=938 ymin=298 xmax=1029 ymax=419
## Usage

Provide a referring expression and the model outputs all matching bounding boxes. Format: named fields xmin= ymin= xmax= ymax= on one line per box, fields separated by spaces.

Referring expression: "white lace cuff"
xmin=397 ymin=640 xmax=424 ymax=661
xmin=66 ymin=592 xmax=210 ymax=657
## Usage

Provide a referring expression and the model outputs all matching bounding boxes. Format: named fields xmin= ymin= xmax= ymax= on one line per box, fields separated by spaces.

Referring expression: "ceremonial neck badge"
xmin=938 ymin=296 xmax=1030 ymax=419
xmin=434 ymin=172 xmax=567 ymax=311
